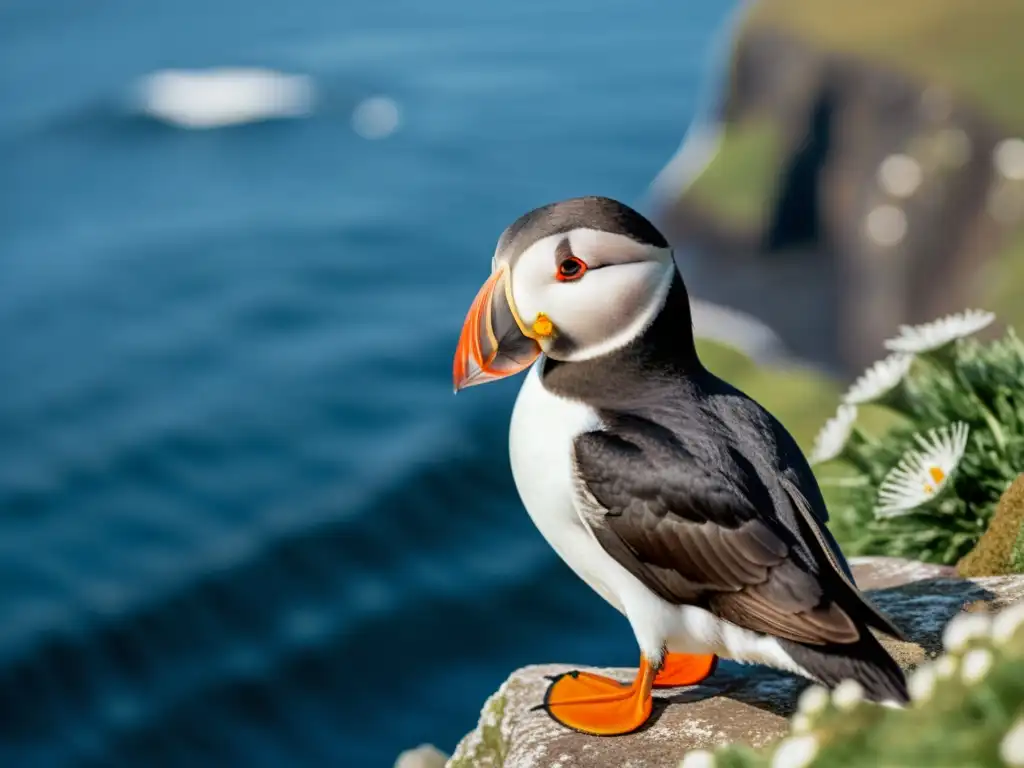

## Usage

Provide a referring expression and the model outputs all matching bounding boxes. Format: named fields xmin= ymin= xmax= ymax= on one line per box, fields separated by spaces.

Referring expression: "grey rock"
xmin=445 ymin=557 xmax=1024 ymax=768
xmin=394 ymin=744 xmax=450 ymax=768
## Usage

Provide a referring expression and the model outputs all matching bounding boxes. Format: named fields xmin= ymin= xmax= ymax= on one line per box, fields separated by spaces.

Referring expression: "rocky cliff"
xmin=652 ymin=0 xmax=1024 ymax=374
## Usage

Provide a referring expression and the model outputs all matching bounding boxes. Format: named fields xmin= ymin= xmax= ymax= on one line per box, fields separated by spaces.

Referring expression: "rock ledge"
xmin=442 ymin=557 xmax=1024 ymax=768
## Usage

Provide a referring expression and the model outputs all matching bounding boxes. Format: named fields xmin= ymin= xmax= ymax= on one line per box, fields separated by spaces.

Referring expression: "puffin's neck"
xmin=632 ymin=270 xmax=701 ymax=370
xmin=539 ymin=271 xmax=704 ymax=407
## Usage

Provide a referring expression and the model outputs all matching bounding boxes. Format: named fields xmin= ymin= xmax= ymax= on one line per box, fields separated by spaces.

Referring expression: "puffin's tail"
xmin=779 ymin=630 xmax=909 ymax=704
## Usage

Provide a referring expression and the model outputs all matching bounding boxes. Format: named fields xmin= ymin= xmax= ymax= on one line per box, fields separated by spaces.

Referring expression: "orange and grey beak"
xmin=453 ymin=265 xmax=542 ymax=391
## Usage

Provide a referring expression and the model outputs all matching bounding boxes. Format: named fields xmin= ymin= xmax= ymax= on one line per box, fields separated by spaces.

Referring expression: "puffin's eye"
xmin=556 ymin=256 xmax=587 ymax=282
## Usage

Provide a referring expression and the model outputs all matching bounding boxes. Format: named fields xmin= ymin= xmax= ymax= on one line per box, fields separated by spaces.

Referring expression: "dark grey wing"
xmin=572 ymin=422 xmax=889 ymax=646
xmin=765 ymin=412 xmax=857 ymax=583
xmin=778 ymin=474 xmax=907 ymax=640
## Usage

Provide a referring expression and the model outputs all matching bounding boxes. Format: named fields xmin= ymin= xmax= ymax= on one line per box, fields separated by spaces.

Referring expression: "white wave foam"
xmin=136 ymin=68 xmax=314 ymax=129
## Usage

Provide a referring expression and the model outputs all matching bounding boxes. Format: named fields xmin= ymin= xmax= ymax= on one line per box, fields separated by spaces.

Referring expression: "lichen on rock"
xmin=446 ymin=682 xmax=511 ymax=768
xmin=959 ymin=474 xmax=1024 ymax=577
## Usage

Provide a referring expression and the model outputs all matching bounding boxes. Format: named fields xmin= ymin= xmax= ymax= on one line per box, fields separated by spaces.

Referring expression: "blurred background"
xmin=1 ymin=1 xmax=1023 ymax=766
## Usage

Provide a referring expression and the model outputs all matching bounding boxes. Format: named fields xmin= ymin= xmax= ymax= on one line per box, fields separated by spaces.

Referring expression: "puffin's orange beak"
xmin=453 ymin=265 xmax=542 ymax=392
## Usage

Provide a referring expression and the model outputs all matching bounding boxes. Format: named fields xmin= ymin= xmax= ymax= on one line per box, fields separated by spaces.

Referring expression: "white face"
xmin=504 ymin=228 xmax=675 ymax=362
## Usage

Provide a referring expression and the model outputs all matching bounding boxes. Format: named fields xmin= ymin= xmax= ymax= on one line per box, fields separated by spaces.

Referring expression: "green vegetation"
xmin=683 ymin=120 xmax=786 ymax=229
xmin=745 ymin=0 xmax=1024 ymax=132
xmin=959 ymin=475 xmax=1024 ymax=577
xmin=812 ymin=321 xmax=1024 ymax=565
xmin=696 ymin=338 xmax=838 ymax=450
xmin=683 ymin=603 xmax=1024 ymax=768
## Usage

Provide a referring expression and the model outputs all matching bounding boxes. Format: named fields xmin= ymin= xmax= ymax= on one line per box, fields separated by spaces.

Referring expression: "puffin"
xmin=452 ymin=196 xmax=908 ymax=736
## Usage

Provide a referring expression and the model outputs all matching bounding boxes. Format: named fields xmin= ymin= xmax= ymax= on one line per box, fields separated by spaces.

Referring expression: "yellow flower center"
xmin=532 ymin=313 xmax=554 ymax=338
xmin=922 ymin=466 xmax=945 ymax=494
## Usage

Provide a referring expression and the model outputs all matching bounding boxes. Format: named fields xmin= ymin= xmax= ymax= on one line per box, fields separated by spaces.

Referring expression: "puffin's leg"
xmin=540 ymin=653 xmax=716 ymax=699
xmin=652 ymin=653 xmax=718 ymax=688
xmin=541 ymin=655 xmax=656 ymax=736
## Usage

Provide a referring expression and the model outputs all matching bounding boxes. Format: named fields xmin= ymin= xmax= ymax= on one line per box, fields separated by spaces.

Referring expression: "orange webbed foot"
xmin=652 ymin=653 xmax=718 ymax=689
xmin=542 ymin=670 xmax=630 ymax=701
xmin=540 ymin=657 xmax=656 ymax=736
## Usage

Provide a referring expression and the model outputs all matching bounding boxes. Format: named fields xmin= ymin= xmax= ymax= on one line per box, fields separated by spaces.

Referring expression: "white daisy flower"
xmin=810 ymin=405 xmax=859 ymax=465
xmin=1001 ymin=718 xmax=1024 ymax=767
xmin=680 ymin=749 xmax=717 ymax=768
xmin=831 ymin=679 xmax=864 ymax=711
xmin=934 ymin=655 xmax=958 ymax=679
xmin=908 ymin=664 xmax=936 ymax=703
xmin=771 ymin=735 xmax=819 ymax=768
xmin=961 ymin=648 xmax=994 ymax=684
xmin=796 ymin=684 xmax=830 ymax=716
xmin=884 ymin=309 xmax=995 ymax=355
xmin=843 ymin=353 xmax=913 ymax=406
xmin=992 ymin=601 xmax=1024 ymax=646
xmin=790 ymin=714 xmax=813 ymax=735
xmin=875 ymin=422 xmax=969 ymax=517
xmin=942 ymin=612 xmax=992 ymax=653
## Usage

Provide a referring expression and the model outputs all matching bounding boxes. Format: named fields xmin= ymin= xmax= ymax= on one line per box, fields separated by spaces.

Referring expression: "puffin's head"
xmin=453 ymin=196 xmax=675 ymax=391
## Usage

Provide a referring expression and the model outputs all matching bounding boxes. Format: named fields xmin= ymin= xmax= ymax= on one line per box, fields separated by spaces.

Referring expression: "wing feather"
xmin=572 ymin=426 xmax=868 ymax=646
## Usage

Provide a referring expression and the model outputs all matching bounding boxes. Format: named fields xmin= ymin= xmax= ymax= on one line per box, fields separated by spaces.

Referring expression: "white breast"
xmin=508 ymin=363 xmax=625 ymax=613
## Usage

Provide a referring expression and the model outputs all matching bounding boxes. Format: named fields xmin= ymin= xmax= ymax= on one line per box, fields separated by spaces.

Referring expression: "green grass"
xmin=745 ymin=0 xmax=1024 ymax=132
xmin=811 ymin=331 xmax=1024 ymax=565
xmin=683 ymin=120 xmax=785 ymax=229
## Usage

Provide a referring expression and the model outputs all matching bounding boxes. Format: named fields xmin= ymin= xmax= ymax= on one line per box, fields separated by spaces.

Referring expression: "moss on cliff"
xmin=684 ymin=120 xmax=786 ymax=229
xmin=744 ymin=0 xmax=1024 ymax=132
xmin=958 ymin=474 xmax=1024 ymax=577
xmin=678 ymin=0 xmax=1024 ymax=238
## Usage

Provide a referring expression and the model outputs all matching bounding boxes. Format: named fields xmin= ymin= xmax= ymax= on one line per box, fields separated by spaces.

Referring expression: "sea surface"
xmin=0 ymin=2 xmax=737 ymax=765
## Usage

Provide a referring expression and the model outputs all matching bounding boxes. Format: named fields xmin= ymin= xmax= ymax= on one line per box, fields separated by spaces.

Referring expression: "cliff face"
xmin=654 ymin=1 xmax=1024 ymax=374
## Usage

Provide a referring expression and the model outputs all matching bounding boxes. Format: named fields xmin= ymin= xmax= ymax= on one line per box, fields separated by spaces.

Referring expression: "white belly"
xmin=508 ymin=363 xmax=625 ymax=613
xmin=507 ymin=362 xmax=809 ymax=675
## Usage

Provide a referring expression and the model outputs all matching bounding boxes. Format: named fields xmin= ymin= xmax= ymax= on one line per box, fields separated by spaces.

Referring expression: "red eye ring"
xmin=556 ymin=256 xmax=587 ymax=282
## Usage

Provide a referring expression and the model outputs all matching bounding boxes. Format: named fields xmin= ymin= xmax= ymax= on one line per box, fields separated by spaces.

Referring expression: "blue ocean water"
xmin=0 ymin=1 xmax=736 ymax=765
